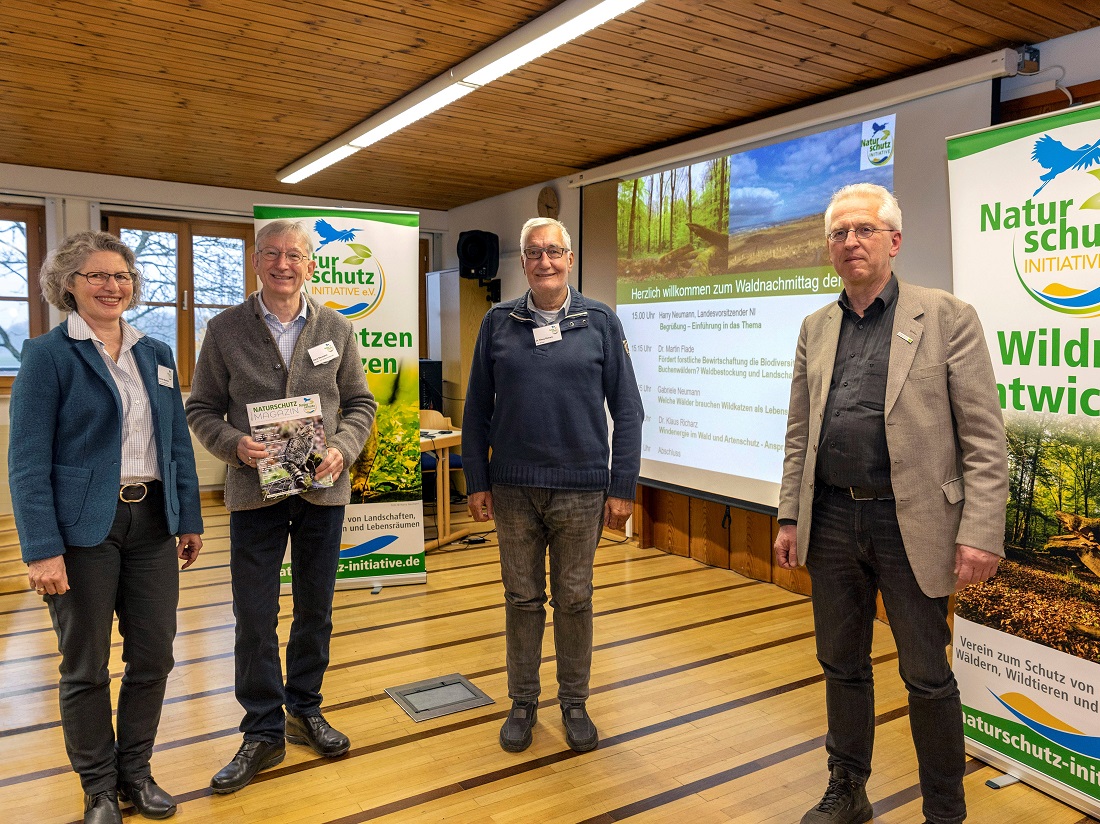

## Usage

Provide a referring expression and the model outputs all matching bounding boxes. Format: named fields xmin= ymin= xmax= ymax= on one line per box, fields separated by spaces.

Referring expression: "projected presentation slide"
xmin=617 ymin=116 xmax=895 ymax=506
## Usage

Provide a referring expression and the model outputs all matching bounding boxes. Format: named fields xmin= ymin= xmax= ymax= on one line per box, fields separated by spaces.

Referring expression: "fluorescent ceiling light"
xmin=277 ymin=0 xmax=645 ymax=185
xmin=464 ymin=0 xmax=645 ymax=87
xmin=349 ymin=83 xmax=478 ymax=148
xmin=279 ymin=144 xmax=361 ymax=184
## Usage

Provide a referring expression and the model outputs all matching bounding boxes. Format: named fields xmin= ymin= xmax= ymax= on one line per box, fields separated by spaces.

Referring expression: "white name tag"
xmin=533 ymin=324 xmax=562 ymax=346
xmin=309 ymin=341 xmax=339 ymax=365
xmin=157 ymin=365 xmax=174 ymax=387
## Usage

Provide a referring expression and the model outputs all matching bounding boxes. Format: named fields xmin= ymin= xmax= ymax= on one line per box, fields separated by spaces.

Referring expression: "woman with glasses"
xmin=10 ymin=231 xmax=203 ymax=824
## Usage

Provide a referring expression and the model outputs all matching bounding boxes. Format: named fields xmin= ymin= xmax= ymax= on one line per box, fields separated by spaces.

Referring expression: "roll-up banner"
xmin=255 ymin=205 xmax=425 ymax=589
xmin=947 ymin=102 xmax=1100 ymax=816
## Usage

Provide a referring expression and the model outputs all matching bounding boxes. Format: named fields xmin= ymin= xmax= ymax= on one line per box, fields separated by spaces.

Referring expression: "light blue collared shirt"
xmin=257 ymin=290 xmax=308 ymax=367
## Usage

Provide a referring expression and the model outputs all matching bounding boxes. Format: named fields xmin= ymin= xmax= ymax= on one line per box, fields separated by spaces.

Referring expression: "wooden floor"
xmin=0 ymin=502 xmax=1095 ymax=824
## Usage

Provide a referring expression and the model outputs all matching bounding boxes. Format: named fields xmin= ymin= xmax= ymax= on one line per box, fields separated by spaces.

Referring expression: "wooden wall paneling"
xmin=998 ymin=78 xmax=1100 ymax=123
xmin=772 ymin=561 xmax=812 ymax=596
xmin=771 ymin=513 xmax=812 ymax=597
xmin=688 ymin=497 xmax=730 ymax=569
xmin=726 ymin=504 xmax=750 ymax=577
xmin=745 ymin=510 xmax=777 ymax=582
xmin=634 ymin=485 xmax=654 ymax=549
xmin=650 ymin=488 xmax=690 ymax=557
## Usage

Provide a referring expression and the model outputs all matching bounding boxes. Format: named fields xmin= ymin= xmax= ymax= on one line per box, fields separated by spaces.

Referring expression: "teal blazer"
xmin=10 ymin=321 xmax=203 ymax=562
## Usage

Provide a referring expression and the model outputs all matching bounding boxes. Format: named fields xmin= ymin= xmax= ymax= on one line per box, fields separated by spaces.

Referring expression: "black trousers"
xmin=45 ymin=486 xmax=178 ymax=795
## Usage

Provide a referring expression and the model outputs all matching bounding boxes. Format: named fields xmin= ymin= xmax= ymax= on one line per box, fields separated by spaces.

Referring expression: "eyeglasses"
xmin=76 ymin=271 xmax=135 ymax=285
xmin=259 ymin=248 xmax=308 ymax=264
xmin=827 ymin=226 xmax=894 ymax=243
xmin=522 ymin=246 xmax=569 ymax=260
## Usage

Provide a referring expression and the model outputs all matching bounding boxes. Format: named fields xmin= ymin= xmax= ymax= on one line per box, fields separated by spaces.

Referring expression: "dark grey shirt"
xmin=816 ymin=275 xmax=899 ymax=490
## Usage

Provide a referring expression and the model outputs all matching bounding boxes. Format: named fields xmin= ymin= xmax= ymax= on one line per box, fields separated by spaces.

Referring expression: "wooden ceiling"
xmin=2 ymin=1 xmax=1097 ymax=212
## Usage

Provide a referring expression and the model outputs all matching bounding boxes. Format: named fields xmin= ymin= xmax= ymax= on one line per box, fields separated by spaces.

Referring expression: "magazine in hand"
xmin=246 ymin=395 xmax=333 ymax=500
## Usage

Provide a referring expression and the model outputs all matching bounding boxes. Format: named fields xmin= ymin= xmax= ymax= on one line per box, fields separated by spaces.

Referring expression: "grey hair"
xmin=825 ymin=183 xmax=903 ymax=232
xmin=40 ymin=231 xmax=142 ymax=313
xmin=256 ymin=219 xmax=314 ymax=258
xmin=520 ymin=217 xmax=572 ymax=252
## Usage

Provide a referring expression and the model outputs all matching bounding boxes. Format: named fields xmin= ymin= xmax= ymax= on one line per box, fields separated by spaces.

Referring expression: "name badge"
xmin=309 ymin=341 xmax=339 ymax=365
xmin=157 ymin=365 xmax=174 ymax=387
xmin=533 ymin=324 xmax=562 ymax=346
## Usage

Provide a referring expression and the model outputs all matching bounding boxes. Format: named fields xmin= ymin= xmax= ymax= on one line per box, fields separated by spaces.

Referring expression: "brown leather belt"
xmin=822 ymin=483 xmax=893 ymax=501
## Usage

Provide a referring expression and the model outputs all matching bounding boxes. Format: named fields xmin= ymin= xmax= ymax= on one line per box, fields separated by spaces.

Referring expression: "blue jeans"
xmin=491 ymin=485 xmax=606 ymax=704
xmin=229 ymin=498 xmax=343 ymax=742
xmin=46 ymin=487 xmax=178 ymax=795
xmin=807 ymin=488 xmax=966 ymax=824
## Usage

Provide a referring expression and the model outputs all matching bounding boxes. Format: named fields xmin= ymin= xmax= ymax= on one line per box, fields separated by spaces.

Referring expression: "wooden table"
xmin=420 ymin=428 xmax=472 ymax=550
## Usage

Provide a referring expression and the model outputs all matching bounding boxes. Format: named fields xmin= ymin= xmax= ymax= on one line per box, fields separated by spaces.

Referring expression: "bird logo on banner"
xmin=1030 ymin=134 xmax=1100 ymax=196
xmin=315 ymin=218 xmax=359 ymax=249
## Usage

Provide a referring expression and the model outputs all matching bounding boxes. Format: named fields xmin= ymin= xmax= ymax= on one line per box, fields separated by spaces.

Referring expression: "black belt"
xmin=120 ymin=480 xmax=162 ymax=503
xmin=821 ymin=483 xmax=893 ymax=501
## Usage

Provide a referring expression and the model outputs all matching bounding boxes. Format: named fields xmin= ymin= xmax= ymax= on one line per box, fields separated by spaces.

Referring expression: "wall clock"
xmin=537 ymin=186 xmax=560 ymax=219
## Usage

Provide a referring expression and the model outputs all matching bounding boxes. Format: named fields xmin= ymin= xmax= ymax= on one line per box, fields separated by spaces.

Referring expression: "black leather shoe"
xmin=118 ymin=776 xmax=176 ymax=819
xmin=800 ymin=766 xmax=873 ymax=824
xmin=499 ymin=700 xmax=538 ymax=752
xmin=561 ymin=702 xmax=599 ymax=753
xmin=210 ymin=739 xmax=286 ymax=794
xmin=285 ymin=711 xmax=350 ymax=757
xmin=84 ymin=791 xmax=122 ymax=824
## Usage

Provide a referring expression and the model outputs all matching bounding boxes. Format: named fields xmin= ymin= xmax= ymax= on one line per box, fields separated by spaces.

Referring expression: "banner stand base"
xmin=966 ymin=741 xmax=1100 ymax=817
xmin=985 ymin=773 xmax=1021 ymax=790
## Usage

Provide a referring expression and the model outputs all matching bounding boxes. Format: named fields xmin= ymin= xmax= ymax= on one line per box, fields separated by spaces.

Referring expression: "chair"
xmin=420 ymin=410 xmax=462 ymax=503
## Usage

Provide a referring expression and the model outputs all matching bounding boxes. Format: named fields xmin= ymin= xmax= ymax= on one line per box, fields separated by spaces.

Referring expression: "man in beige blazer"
xmin=774 ymin=184 xmax=1008 ymax=824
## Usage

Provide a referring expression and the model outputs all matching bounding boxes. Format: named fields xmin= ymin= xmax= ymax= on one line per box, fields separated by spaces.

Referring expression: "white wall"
xmin=1001 ymin=27 xmax=1100 ymax=102
xmin=444 ymin=178 xmax=581 ymax=303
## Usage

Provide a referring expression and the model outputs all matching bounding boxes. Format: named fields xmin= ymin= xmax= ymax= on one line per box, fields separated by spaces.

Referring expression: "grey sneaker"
xmin=801 ymin=765 xmax=873 ymax=824
xmin=499 ymin=701 xmax=537 ymax=752
xmin=561 ymin=702 xmax=599 ymax=753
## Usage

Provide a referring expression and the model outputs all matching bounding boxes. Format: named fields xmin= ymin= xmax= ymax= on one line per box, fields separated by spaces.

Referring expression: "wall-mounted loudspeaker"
xmin=457 ymin=230 xmax=499 ymax=280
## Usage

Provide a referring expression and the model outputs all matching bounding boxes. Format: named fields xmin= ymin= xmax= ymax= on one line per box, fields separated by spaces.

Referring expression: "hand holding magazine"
xmin=246 ymin=396 xmax=334 ymax=500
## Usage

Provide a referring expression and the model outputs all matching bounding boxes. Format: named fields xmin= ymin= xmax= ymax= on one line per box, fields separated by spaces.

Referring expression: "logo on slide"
xmin=860 ymin=115 xmax=895 ymax=169
xmin=991 ymin=690 xmax=1100 ymax=758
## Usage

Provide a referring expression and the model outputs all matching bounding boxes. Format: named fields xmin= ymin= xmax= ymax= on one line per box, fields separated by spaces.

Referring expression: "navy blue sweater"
xmin=462 ymin=288 xmax=644 ymax=500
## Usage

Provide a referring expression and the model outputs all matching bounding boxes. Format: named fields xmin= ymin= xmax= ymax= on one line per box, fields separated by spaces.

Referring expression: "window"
xmin=105 ymin=215 xmax=256 ymax=387
xmin=0 ymin=203 xmax=48 ymax=390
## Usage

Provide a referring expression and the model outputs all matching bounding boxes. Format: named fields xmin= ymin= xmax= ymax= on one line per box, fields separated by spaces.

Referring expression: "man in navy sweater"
xmin=463 ymin=217 xmax=644 ymax=754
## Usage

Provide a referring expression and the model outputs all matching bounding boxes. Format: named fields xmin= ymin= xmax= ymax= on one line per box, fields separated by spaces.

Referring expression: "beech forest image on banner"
xmin=956 ymin=414 xmax=1100 ymax=662
xmin=618 ymin=156 xmax=731 ymax=279
xmin=349 ymin=360 xmax=422 ymax=505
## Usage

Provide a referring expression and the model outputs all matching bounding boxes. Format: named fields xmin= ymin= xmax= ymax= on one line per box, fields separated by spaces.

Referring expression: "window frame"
xmin=0 ymin=202 xmax=49 ymax=392
xmin=105 ymin=214 xmax=256 ymax=388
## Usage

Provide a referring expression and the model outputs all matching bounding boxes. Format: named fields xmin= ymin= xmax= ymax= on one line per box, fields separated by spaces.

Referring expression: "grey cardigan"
xmin=186 ymin=292 xmax=377 ymax=512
